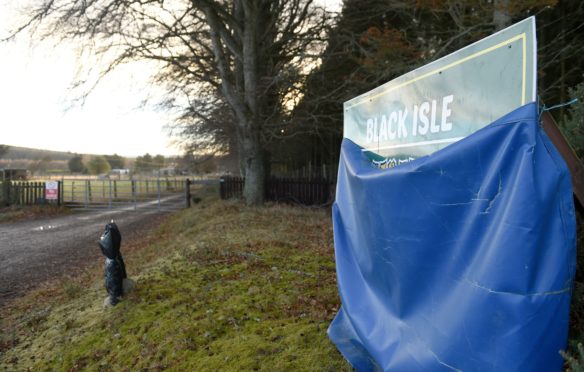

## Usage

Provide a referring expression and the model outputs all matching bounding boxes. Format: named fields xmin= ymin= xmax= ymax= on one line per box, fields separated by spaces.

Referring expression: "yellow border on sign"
xmin=521 ymin=34 xmax=526 ymax=105
xmin=345 ymin=33 xmax=527 ymax=110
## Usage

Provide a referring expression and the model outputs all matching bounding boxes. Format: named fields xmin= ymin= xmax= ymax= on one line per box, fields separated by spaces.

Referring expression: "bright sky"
xmin=0 ymin=1 xmax=178 ymax=157
xmin=0 ymin=0 xmax=340 ymax=158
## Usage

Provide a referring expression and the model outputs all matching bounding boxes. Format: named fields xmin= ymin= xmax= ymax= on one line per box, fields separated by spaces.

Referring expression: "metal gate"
xmin=61 ymin=178 xmax=189 ymax=211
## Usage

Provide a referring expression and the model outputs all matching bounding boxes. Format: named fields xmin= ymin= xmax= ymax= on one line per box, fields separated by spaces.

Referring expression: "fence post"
xmin=0 ymin=182 xmax=3 ymax=206
xmin=12 ymin=182 xmax=16 ymax=206
xmin=219 ymin=177 xmax=225 ymax=199
xmin=26 ymin=182 xmax=32 ymax=205
xmin=84 ymin=180 xmax=90 ymax=208
xmin=16 ymin=182 xmax=22 ymax=206
xmin=6 ymin=181 xmax=10 ymax=206
xmin=109 ymin=180 xmax=113 ymax=209
xmin=57 ymin=181 xmax=62 ymax=207
xmin=186 ymin=179 xmax=191 ymax=208
xmin=16 ymin=182 xmax=21 ymax=206
xmin=132 ymin=180 xmax=137 ymax=211
xmin=35 ymin=182 xmax=40 ymax=205
xmin=38 ymin=182 xmax=42 ymax=204
xmin=60 ymin=179 xmax=64 ymax=206
xmin=157 ymin=178 xmax=161 ymax=211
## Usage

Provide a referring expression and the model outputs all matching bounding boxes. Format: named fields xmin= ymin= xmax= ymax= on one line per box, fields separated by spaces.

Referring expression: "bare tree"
xmin=8 ymin=0 xmax=328 ymax=205
xmin=162 ymin=82 xmax=238 ymax=168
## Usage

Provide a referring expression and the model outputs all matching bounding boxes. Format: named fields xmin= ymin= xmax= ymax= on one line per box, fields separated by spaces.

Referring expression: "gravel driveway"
xmin=0 ymin=207 xmax=173 ymax=306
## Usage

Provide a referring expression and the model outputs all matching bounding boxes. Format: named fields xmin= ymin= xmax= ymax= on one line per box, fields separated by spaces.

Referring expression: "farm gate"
xmin=61 ymin=178 xmax=193 ymax=211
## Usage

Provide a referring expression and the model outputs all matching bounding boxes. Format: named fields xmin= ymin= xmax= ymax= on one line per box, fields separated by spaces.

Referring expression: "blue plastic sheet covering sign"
xmin=328 ymin=103 xmax=576 ymax=371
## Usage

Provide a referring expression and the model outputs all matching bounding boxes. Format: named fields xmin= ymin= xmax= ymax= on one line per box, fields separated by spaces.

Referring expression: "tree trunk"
xmin=204 ymin=1 xmax=267 ymax=205
xmin=239 ymin=0 xmax=265 ymax=205
xmin=240 ymin=126 xmax=265 ymax=205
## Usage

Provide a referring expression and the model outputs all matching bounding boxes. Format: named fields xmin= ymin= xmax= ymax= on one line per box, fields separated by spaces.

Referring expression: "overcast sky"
xmin=0 ymin=1 xmax=181 ymax=157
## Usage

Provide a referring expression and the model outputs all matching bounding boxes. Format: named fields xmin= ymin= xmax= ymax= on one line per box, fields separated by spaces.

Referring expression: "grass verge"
xmin=0 ymin=199 xmax=349 ymax=370
xmin=0 ymin=205 xmax=71 ymax=224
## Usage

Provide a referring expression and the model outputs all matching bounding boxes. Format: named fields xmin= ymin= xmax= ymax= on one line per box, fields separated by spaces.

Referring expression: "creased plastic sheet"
xmin=328 ymin=103 xmax=576 ymax=371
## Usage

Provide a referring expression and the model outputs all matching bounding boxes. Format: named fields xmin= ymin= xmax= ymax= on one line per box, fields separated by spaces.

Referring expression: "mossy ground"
xmin=0 ymin=198 xmax=350 ymax=370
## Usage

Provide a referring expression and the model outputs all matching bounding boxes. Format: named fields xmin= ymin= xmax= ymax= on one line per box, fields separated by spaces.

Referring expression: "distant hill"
xmin=0 ymin=145 xmax=173 ymax=175
xmin=0 ymin=145 xmax=85 ymax=174
xmin=1 ymin=145 xmax=77 ymax=162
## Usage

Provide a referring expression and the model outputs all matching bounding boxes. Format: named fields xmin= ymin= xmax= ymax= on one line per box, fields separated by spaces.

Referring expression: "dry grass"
xmin=0 ymin=198 xmax=349 ymax=370
xmin=0 ymin=205 xmax=71 ymax=224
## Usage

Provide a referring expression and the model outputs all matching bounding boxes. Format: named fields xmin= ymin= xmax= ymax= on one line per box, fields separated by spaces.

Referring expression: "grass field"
xmin=0 ymin=197 xmax=350 ymax=370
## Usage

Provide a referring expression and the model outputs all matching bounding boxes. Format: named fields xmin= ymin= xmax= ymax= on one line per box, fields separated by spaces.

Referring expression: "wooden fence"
xmin=220 ymin=176 xmax=335 ymax=205
xmin=220 ymin=177 xmax=245 ymax=200
xmin=1 ymin=181 xmax=61 ymax=206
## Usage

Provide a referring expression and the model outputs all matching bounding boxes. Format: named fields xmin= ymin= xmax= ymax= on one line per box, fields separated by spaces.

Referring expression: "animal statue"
xmin=98 ymin=221 xmax=129 ymax=306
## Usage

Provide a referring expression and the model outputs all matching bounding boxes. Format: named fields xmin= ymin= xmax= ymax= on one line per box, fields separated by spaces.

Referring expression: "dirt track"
xmin=0 ymin=207 xmax=171 ymax=306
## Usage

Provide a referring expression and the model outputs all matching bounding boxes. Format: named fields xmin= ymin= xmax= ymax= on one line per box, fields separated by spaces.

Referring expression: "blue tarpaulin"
xmin=328 ymin=103 xmax=576 ymax=371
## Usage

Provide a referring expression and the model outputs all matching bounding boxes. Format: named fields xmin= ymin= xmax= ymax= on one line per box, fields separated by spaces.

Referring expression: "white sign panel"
xmin=45 ymin=181 xmax=59 ymax=200
xmin=344 ymin=17 xmax=537 ymax=167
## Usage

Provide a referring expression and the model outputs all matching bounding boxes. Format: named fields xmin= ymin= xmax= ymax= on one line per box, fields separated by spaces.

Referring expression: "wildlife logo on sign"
xmin=343 ymin=17 xmax=536 ymax=167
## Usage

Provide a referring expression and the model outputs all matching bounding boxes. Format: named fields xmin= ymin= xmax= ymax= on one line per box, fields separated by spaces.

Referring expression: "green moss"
xmin=1 ymin=200 xmax=350 ymax=370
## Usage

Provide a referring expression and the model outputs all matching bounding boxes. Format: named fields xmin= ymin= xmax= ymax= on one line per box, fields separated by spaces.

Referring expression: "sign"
xmin=45 ymin=181 xmax=59 ymax=200
xmin=343 ymin=17 xmax=537 ymax=167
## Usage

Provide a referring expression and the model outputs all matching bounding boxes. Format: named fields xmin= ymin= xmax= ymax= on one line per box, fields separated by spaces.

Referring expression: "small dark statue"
xmin=99 ymin=222 xmax=134 ymax=307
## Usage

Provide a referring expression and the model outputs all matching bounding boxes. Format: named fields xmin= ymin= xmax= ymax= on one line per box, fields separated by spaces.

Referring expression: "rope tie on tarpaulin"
xmin=538 ymin=96 xmax=579 ymax=117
